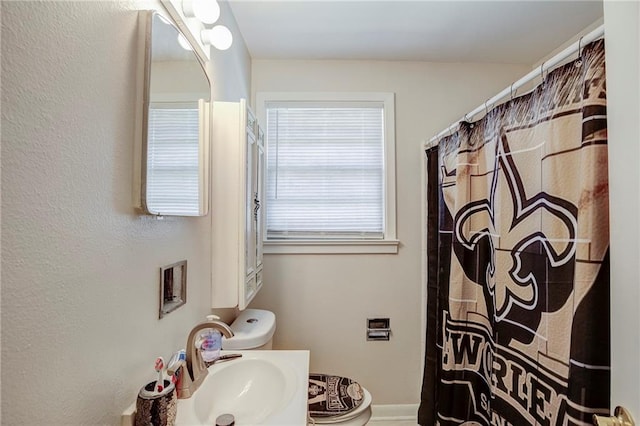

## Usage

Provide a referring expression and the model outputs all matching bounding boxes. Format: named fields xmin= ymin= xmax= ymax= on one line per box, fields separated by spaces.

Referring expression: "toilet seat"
xmin=310 ymin=387 xmax=372 ymax=425
xmin=309 ymin=374 xmax=364 ymax=418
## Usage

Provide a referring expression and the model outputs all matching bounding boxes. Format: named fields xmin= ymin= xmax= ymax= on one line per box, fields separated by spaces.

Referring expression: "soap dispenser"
xmin=199 ymin=315 xmax=222 ymax=363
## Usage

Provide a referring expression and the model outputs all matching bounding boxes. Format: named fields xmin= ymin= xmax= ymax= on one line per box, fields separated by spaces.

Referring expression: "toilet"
xmin=222 ymin=309 xmax=373 ymax=426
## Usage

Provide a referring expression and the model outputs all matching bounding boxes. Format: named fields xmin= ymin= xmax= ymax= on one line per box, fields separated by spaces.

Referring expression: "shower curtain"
xmin=419 ymin=40 xmax=609 ymax=425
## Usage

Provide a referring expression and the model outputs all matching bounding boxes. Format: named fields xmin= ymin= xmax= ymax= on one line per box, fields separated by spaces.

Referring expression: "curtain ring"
xmin=510 ymin=83 xmax=516 ymax=101
xmin=485 ymin=100 xmax=489 ymax=115
xmin=578 ymin=36 xmax=584 ymax=58
xmin=576 ymin=36 xmax=584 ymax=67
xmin=540 ymin=61 xmax=546 ymax=82
xmin=464 ymin=113 xmax=474 ymax=128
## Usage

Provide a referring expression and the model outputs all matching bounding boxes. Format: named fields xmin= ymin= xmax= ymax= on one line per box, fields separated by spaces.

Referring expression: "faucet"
xmin=177 ymin=317 xmax=234 ymax=399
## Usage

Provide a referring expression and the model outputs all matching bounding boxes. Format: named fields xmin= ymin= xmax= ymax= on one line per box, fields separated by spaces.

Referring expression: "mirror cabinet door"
xmin=137 ymin=11 xmax=211 ymax=216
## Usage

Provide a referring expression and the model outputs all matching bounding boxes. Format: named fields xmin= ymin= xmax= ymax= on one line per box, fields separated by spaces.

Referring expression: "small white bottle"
xmin=199 ymin=315 xmax=222 ymax=363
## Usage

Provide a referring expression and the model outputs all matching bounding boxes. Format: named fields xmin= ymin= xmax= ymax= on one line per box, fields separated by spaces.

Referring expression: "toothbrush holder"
xmin=134 ymin=380 xmax=177 ymax=426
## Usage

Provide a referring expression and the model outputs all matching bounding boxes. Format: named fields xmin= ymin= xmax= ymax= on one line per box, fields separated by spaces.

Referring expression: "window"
xmin=256 ymin=92 xmax=398 ymax=254
xmin=146 ymin=103 xmax=201 ymax=215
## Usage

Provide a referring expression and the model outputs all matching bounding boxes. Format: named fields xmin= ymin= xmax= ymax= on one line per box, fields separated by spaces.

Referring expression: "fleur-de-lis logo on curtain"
xmin=451 ymin=133 xmax=577 ymax=344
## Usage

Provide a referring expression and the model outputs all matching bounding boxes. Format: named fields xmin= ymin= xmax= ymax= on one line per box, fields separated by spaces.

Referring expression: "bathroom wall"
xmin=0 ymin=0 xmax=250 ymax=424
xmin=250 ymin=59 xmax=530 ymax=405
xmin=603 ymin=0 xmax=640 ymax=414
xmin=208 ymin=1 xmax=252 ymax=103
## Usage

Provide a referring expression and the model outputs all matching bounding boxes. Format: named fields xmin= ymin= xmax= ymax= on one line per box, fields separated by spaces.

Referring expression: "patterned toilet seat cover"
xmin=308 ymin=373 xmax=365 ymax=418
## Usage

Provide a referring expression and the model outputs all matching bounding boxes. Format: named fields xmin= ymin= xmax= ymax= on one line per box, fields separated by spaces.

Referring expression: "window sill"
xmin=263 ymin=239 xmax=400 ymax=254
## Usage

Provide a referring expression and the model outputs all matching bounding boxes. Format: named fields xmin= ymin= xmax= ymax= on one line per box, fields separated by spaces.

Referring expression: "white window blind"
xmin=266 ymin=102 xmax=385 ymax=240
xmin=147 ymin=105 xmax=200 ymax=215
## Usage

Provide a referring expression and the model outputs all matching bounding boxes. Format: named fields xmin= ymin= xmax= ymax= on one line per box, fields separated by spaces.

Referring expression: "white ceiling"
xmin=227 ymin=0 xmax=603 ymax=63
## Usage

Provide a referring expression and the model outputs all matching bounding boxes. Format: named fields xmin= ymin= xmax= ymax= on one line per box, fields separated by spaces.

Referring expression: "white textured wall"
xmin=0 ymin=1 xmax=251 ymax=424
xmin=250 ymin=59 xmax=530 ymax=405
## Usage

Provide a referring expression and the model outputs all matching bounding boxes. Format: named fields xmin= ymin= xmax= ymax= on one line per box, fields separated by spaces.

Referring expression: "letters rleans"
xmin=440 ymin=312 xmax=588 ymax=426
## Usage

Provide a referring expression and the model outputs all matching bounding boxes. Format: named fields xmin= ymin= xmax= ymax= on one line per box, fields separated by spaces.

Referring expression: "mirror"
xmin=135 ymin=11 xmax=211 ymax=216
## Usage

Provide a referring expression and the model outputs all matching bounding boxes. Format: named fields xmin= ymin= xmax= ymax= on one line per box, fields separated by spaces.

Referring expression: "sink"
xmin=175 ymin=350 xmax=309 ymax=426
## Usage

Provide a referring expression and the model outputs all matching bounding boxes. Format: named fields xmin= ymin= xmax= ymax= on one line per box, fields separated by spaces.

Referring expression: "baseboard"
xmin=369 ymin=403 xmax=418 ymax=421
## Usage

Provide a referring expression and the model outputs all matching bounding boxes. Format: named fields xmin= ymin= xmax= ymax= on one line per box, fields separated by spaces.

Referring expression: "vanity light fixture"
xmin=201 ymin=25 xmax=233 ymax=51
xmin=180 ymin=0 xmax=234 ymax=51
xmin=182 ymin=0 xmax=220 ymax=24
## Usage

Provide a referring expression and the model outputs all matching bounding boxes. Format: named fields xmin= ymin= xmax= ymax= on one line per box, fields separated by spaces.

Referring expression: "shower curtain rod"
xmin=426 ymin=24 xmax=605 ymax=146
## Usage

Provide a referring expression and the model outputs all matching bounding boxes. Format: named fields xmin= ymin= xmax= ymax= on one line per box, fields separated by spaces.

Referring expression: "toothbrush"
xmin=154 ymin=357 xmax=164 ymax=393
xmin=166 ymin=350 xmax=186 ymax=385
xmin=167 ymin=350 xmax=186 ymax=374
xmin=171 ymin=367 xmax=181 ymax=385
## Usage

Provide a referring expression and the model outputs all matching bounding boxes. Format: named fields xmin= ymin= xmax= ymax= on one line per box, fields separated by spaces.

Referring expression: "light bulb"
xmin=183 ymin=0 xmax=220 ymax=25
xmin=201 ymin=25 xmax=233 ymax=50
xmin=177 ymin=34 xmax=193 ymax=51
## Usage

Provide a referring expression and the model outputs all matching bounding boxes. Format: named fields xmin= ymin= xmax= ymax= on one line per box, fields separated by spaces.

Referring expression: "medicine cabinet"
xmin=211 ymin=100 xmax=265 ymax=310
xmin=134 ymin=10 xmax=211 ymax=216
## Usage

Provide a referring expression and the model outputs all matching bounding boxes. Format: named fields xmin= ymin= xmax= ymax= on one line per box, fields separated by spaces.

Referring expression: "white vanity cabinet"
xmin=211 ymin=99 xmax=265 ymax=310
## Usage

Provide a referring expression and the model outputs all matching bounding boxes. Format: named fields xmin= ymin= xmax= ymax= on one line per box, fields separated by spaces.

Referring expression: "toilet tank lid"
xmin=222 ymin=309 xmax=276 ymax=350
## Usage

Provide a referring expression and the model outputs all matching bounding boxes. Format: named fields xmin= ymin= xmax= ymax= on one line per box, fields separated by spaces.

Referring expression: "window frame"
xmin=256 ymin=92 xmax=398 ymax=254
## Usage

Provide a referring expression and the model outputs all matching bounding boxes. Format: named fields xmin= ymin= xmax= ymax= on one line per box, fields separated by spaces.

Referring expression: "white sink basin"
xmin=175 ymin=350 xmax=309 ymax=426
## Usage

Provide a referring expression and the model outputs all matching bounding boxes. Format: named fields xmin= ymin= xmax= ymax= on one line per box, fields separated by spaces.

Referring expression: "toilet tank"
xmin=221 ymin=309 xmax=276 ymax=350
